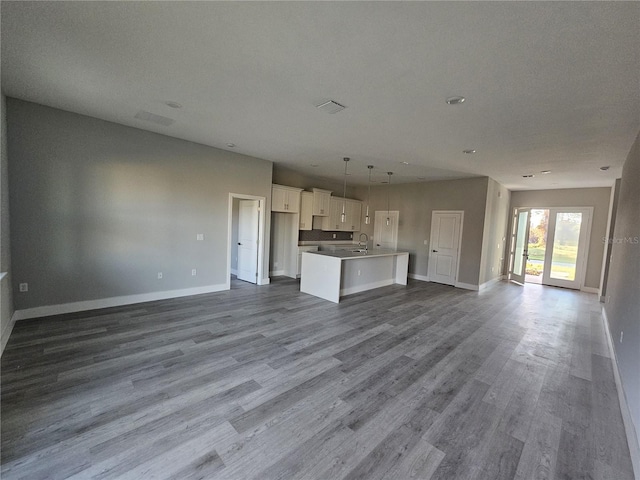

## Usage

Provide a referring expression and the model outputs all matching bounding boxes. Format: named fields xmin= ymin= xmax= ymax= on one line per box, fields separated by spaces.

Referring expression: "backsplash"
xmin=299 ymin=229 xmax=354 ymax=242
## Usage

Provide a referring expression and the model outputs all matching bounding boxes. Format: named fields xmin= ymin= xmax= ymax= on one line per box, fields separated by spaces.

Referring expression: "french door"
xmin=542 ymin=208 xmax=592 ymax=289
xmin=509 ymin=207 xmax=592 ymax=290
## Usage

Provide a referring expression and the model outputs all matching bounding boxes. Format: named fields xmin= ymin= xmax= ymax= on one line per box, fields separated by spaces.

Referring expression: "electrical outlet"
xmin=424 ymin=240 xmax=428 ymax=245
xmin=191 ymin=269 xmax=197 ymax=276
xmin=357 ymin=270 xmax=361 ymax=276
xmin=332 ymin=233 xmax=336 ymax=239
xmin=196 ymin=234 xmax=204 ymax=241
xmin=620 ymin=331 xmax=624 ymax=343
xmin=19 ymin=283 xmax=28 ymax=292
xmin=157 ymin=272 xmax=163 ymax=279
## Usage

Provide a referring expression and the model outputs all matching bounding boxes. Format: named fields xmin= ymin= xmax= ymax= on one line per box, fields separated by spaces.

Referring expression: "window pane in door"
xmin=513 ymin=211 xmax=528 ymax=275
xmin=550 ymin=212 xmax=582 ymax=281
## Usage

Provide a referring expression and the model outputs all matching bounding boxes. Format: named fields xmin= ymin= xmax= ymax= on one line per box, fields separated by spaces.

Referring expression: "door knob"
xmin=432 ymin=250 xmax=438 ymax=252
xmin=238 ymin=242 xmax=242 ymax=245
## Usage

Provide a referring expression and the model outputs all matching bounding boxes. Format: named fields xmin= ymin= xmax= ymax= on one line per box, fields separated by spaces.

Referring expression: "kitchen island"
xmin=300 ymin=249 xmax=409 ymax=303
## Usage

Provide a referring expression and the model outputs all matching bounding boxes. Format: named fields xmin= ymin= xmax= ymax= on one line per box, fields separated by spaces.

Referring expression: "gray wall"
xmin=7 ymin=99 xmax=273 ymax=311
xmin=604 ymin=130 xmax=640 ymax=450
xmin=509 ymin=187 xmax=612 ymax=289
xmin=355 ymin=177 xmax=490 ymax=286
xmin=480 ymin=178 xmax=511 ymax=285
xmin=1 ymin=94 xmax=14 ymax=352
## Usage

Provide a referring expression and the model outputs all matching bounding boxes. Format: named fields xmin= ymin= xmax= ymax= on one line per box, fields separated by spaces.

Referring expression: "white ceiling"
xmin=2 ymin=1 xmax=639 ymax=189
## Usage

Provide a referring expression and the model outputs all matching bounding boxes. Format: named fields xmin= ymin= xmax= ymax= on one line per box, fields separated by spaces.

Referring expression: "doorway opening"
xmin=228 ymin=193 xmax=267 ymax=289
xmin=509 ymin=207 xmax=592 ymax=290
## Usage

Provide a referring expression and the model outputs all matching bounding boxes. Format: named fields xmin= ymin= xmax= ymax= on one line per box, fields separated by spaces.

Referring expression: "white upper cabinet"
xmin=299 ymin=191 xmax=313 ymax=230
xmin=272 ymin=184 xmax=301 ymax=213
xmin=312 ymin=188 xmax=332 ymax=216
xmin=321 ymin=197 xmax=362 ymax=232
xmin=346 ymin=199 xmax=362 ymax=232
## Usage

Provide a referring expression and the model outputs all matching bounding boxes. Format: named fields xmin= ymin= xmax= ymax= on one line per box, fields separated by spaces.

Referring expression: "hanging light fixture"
xmin=364 ymin=165 xmax=374 ymax=225
xmin=386 ymin=172 xmax=393 ymax=226
xmin=341 ymin=157 xmax=349 ymax=223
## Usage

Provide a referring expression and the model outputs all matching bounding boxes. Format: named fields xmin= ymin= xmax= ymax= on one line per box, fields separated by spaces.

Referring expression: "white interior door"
xmin=237 ymin=200 xmax=259 ymax=283
xmin=374 ymin=211 xmax=399 ymax=249
xmin=541 ymin=208 xmax=592 ymax=289
xmin=428 ymin=211 xmax=462 ymax=286
xmin=509 ymin=208 xmax=531 ymax=285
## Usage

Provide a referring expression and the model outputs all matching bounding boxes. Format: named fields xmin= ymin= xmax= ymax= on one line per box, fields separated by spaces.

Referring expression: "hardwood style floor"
xmin=1 ymin=278 xmax=635 ymax=480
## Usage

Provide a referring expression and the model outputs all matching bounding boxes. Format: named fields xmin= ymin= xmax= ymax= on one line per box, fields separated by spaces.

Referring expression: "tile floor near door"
xmin=1 ymin=278 xmax=635 ymax=480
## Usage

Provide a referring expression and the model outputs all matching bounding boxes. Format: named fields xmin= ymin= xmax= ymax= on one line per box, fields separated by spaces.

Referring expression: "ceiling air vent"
xmin=134 ymin=110 xmax=175 ymax=127
xmin=316 ymin=100 xmax=346 ymax=114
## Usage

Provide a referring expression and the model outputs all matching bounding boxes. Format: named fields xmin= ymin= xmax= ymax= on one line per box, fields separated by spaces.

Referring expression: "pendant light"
xmin=386 ymin=172 xmax=393 ymax=226
xmin=341 ymin=157 xmax=349 ymax=223
xmin=364 ymin=165 xmax=374 ymax=225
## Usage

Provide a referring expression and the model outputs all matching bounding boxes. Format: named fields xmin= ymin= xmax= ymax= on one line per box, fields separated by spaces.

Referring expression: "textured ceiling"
xmin=2 ymin=1 xmax=639 ymax=189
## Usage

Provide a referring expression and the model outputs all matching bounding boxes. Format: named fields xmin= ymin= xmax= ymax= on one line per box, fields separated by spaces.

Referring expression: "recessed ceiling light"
xmin=165 ymin=101 xmax=182 ymax=109
xmin=446 ymin=96 xmax=466 ymax=105
xmin=463 ymin=149 xmax=476 ymax=154
xmin=600 ymin=166 xmax=610 ymax=171
xmin=522 ymin=174 xmax=535 ymax=178
xmin=540 ymin=170 xmax=551 ymax=174
xmin=226 ymin=143 xmax=236 ymax=148
xmin=401 ymin=161 xmax=409 ymax=165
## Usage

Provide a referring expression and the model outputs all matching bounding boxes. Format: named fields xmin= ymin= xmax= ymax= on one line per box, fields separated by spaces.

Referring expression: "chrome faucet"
xmin=358 ymin=233 xmax=369 ymax=251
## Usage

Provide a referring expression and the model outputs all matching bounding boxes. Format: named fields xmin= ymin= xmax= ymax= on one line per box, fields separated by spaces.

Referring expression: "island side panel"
xmin=300 ymin=252 xmax=342 ymax=303
xmin=394 ymin=253 xmax=409 ymax=285
xmin=340 ymin=255 xmax=396 ymax=296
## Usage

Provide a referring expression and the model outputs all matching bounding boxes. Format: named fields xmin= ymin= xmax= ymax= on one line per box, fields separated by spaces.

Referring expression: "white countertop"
xmin=303 ymin=249 xmax=408 ymax=260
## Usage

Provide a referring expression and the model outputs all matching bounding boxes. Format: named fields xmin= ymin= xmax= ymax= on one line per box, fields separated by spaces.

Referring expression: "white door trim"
xmin=428 ymin=210 xmax=464 ymax=286
xmin=227 ymin=193 xmax=267 ymax=289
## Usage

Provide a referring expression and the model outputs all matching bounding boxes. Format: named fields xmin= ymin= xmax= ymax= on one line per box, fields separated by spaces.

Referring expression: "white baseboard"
xmin=580 ymin=286 xmax=599 ymax=294
xmin=230 ymin=268 xmax=238 ymax=276
xmin=602 ymin=307 xmax=640 ymax=478
xmin=270 ymin=270 xmax=285 ymax=277
xmin=479 ymin=275 xmax=505 ymax=292
xmin=408 ymin=273 xmax=430 ymax=282
xmin=12 ymin=283 xmax=229 ymax=321
xmin=341 ymin=279 xmax=394 ymax=297
xmin=259 ymin=277 xmax=270 ymax=285
xmin=455 ymin=281 xmax=479 ymax=291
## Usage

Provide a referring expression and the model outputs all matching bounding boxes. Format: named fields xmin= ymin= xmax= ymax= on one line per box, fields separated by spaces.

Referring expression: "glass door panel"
xmin=525 ymin=209 xmax=549 ymax=284
xmin=542 ymin=208 xmax=591 ymax=289
xmin=549 ymin=212 xmax=582 ymax=281
xmin=509 ymin=208 xmax=530 ymax=284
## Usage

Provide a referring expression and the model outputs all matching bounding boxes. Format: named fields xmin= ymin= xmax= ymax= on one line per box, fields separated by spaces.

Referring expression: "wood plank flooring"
xmin=1 ymin=278 xmax=635 ymax=479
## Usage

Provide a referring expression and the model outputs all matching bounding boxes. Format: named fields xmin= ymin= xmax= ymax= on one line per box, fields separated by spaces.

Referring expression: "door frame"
xmin=508 ymin=205 xmax=593 ymax=290
xmin=227 ymin=193 xmax=267 ymax=289
xmin=427 ymin=210 xmax=464 ymax=286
